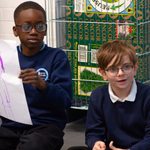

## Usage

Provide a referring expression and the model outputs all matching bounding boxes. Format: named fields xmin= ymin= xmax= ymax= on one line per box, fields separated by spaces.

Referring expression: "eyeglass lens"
xmin=106 ymin=64 xmax=133 ymax=75
xmin=17 ymin=23 xmax=46 ymax=32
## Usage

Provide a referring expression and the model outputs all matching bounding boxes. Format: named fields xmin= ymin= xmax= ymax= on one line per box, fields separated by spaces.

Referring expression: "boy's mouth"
xmin=28 ymin=38 xmax=39 ymax=43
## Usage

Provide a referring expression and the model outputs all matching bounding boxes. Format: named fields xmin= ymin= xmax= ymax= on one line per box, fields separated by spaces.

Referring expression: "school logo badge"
xmin=86 ymin=0 xmax=134 ymax=14
xmin=36 ymin=68 xmax=49 ymax=81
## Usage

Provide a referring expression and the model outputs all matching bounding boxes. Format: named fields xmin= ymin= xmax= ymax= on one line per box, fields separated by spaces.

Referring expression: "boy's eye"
xmin=105 ymin=67 xmax=117 ymax=73
xmin=105 ymin=63 xmax=134 ymax=76
xmin=22 ymin=24 xmax=31 ymax=31
xmin=123 ymin=64 xmax=132 ymax=70
xmin=108 ymin=67 xmax=117 ymax=73
xmin=16 ymin=23 xmax=47 ymax=32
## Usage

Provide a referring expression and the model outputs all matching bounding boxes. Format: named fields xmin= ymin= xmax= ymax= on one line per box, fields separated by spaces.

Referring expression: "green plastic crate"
xmin=64 ymin=0 xmax=150 ymax=108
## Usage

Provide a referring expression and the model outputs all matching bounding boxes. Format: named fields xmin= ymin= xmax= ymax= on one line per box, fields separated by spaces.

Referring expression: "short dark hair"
xmin=14 ymin=1 xmax=46 ymax=23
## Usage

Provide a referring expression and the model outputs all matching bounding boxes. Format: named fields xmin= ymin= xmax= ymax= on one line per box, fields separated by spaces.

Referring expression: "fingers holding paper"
xmin=19 ymin=69 xmax=47 ymax=90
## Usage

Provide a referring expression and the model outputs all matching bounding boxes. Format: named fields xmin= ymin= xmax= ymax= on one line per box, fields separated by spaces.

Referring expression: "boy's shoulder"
xmin=89 ymin=84 xmax=109 ymax=106
xmin=93 ymin=84 xmax=108 ymax=92
xmin=46 ymin=45 xmax=67 ymax=57
xmin=46 ymin=45 xmax=63 ymax=52
xmin=136 ymin=81 xmax=150 ymax=92
xmin=136 ymin=82 xmax=150 ymax=104
xmin=91 ymin=84 xmax=108 ymax=98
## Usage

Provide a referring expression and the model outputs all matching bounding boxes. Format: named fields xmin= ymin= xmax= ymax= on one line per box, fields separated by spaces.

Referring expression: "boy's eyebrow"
xmin=107 ymin=62 xmax=133 ymax=68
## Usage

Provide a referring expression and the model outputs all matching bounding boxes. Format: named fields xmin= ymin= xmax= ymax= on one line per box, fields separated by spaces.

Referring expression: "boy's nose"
xmin=30 ymin=27 xmax=38 ymax=34
xmin=117 ymin=68 xmax=124 ymax=75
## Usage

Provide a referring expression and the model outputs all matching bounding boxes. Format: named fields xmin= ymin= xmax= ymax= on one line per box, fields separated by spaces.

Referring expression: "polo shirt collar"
xmin=109 ymin=79 xmax=137 ymax=103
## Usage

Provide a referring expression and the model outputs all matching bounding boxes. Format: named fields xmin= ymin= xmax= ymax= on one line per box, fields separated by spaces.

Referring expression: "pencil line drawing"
xmin=0 ymin=55 xmax=15 ymax=120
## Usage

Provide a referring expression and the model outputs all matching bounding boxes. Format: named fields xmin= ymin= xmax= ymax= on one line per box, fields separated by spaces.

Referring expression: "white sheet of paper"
xmin=0 ymin=40 xmax=32 ymax=125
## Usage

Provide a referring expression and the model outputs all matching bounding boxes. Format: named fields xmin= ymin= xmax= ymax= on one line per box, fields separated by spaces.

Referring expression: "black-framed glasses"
xmin=16 ymin=23 xmax=47 ymax=33
xmin=105 ymin=64 xmax=134 ymax=76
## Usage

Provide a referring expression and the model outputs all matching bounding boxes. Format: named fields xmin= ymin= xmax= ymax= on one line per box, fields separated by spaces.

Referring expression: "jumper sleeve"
xmin=38 ymin=50 xmax=72 ymax=109
xmin=130 ymin=90 xmax=150 ymax=150
xmin=85 ymin=90 xmax=106 ymax=149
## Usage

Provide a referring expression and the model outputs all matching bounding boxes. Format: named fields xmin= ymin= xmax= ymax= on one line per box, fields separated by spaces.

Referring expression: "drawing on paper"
xmin=0 ymin=55 xmax=15 ymax=120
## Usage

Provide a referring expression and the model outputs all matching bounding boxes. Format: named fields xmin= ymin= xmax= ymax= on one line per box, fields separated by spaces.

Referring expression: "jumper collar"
xmin=18 ymin=42 xmax=46 ymax=52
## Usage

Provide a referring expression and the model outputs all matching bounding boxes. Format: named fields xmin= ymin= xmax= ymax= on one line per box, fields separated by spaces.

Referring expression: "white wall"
xmin=46 ymin=0 xmax=66 ymax=47
xmin=0 ymin=0 xmax=66 ymax=48
xmin=0 ymin=0 xmax=46 ymax=43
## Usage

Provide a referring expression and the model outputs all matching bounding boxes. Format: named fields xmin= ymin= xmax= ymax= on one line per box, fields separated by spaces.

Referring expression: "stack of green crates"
xmin=65 ymin=0 xmax=150 ymax=108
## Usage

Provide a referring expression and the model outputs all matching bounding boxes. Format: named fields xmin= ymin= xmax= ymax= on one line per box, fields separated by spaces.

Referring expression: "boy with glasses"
xmin=0 ymin=1 xmax=72 ymax=150
xmin=85 ymin=40 xmax=150 ymax=150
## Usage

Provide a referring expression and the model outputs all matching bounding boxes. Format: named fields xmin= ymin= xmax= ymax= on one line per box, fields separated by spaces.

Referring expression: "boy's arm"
xmin=129 ymin=90 xmax=150 ymax=150
xmin=109 ymin=88 xmax=150 ymax=150
xmin=40 ymin=52 xmax=72 ymax=109
xmin=19 ymin=51 xmax=72 ymax=109
xmin=85 ymin=90 xmax=106 ymax=149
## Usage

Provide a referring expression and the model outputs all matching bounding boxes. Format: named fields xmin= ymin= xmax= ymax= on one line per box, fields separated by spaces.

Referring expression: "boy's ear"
xmin=13 ymin=26 xmax=18 ymax=37
xmin=43 ymin=29 xmax=47 ymax=36
xmin=44 ymin=31 xmax=47 ymax=36
xmin=99 ymin=68 xmax=108 ymax=81
xmin=134 ymin=62 xmax=138 ymax=76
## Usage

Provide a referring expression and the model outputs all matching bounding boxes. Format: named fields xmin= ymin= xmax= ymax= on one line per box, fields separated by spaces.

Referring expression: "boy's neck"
xmin=109 ymin=80 xmax=134 ymax=100
xmin=109 ymin=79 xmax=137 ymax=103
xmin=19 ymin=43 xmax=45 ymax=56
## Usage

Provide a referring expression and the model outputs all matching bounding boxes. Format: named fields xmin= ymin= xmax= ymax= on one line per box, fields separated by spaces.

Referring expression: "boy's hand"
xmin=109 ymin=141 xmax=129 ymax=150
xmin=92 ymin=141 xmax=106 ymax=150
xmin=19 ymin=69 xmax=47 ymax=90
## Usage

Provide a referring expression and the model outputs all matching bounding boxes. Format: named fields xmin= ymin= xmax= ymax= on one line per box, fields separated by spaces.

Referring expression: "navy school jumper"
xmin=86 ymin=82 xmax=150 ymax=150
xmin=1 ymin=44 xmax=72 ymax=130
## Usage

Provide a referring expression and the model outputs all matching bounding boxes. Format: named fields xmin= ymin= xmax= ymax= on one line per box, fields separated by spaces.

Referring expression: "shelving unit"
xmin=0 ymin=0 xmax=148 ymax=110
xmin=47 ymin=0 xmax=150 ymax=109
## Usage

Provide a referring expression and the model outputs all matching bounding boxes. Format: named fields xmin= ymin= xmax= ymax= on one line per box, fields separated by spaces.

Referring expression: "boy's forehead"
xmin=15 ymin=9 xmax=46 ymax=23
xmin=18 ymin=8 xmax=44 ymax=16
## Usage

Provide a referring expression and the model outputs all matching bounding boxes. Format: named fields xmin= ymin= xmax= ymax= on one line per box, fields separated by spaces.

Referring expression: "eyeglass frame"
xmin=15 ymin=22 xmax=47 ymax=33
xmin=105 ymin=63 xmax=134 ymax=76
